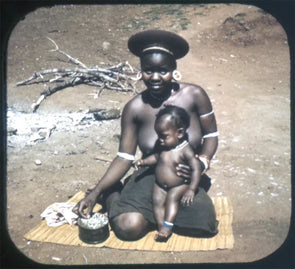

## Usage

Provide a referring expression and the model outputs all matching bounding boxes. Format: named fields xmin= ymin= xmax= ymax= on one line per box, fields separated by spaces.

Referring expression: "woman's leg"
xmin=108 ymin=168 xmax=158 ymax=240
xmin=174 ymin=187 xmax=219 ymax=237
xmin=110 ymin=212 xmax=151 ymax=241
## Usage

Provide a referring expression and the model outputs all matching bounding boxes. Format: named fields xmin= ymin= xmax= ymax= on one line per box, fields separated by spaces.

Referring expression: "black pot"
xmin=78 ymin=218 xmax=110 ymax=244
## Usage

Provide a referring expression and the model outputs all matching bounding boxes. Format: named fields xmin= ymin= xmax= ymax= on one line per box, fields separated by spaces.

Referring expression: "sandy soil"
xmin=4 ymin=3 xmax=292 ymax=266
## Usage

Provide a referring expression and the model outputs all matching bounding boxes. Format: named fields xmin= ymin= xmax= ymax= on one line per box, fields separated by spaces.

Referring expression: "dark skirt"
xmin=109 ymin=167 xmax=218 ymax=237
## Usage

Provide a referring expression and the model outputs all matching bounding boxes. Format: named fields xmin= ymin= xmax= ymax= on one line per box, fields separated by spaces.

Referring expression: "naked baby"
xmin=135 ymin=105 xmax=202 ymax=241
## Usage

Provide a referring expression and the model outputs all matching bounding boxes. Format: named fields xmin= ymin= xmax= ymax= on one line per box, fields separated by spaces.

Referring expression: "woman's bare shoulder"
xmin=179 ymin=82 xmax=206 ymax=96
xmin=178 ymin=82 xmax=212 ymax=112
xmin=122 ymin=93 xmax=144 ymax=115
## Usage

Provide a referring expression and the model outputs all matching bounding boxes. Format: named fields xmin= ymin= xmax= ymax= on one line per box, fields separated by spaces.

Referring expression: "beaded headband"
xmin=142 ymin=46 xmax=174 ymax=56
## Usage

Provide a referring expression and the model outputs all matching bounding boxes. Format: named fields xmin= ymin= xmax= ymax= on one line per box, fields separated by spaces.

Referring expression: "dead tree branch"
xmin=47 ymin=37 xmax=88 ymax=68
xmin=17 ymin=38 xmax=139 ymax=112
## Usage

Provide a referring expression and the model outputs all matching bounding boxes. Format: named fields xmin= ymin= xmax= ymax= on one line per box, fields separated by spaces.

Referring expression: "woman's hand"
xmin=176 ymin=155 xmax=207 ymax=177
xmin=181 ymin=189 xmax=195 ymax=206
xmin=176 ymin=163 xmax=191 ymax=178
xmin=72 ymin=191 xmax=98 ymax=218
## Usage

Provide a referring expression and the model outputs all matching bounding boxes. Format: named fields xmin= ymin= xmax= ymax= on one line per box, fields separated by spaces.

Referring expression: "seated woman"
xmin=74 ymin=30 xmax=219 ymax=241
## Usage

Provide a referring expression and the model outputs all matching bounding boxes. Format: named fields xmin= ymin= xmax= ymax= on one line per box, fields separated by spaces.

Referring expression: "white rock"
xmin=102 ymin=41 xmax=111 ymax=51
xmin=35 ymin=159 xmax=42 ymax=165
xmin=52 ymin=257 xmax=61 ymax=261
xmin=247 ymin=168 xmax=256 ymax=174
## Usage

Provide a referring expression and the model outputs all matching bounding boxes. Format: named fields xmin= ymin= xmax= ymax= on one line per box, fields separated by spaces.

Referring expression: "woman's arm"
xmin=75 ymin=100 xmax=139 ymax=217
xmin=194 ymin=86 xmax=218 ymax=160
xmin=176 ymin=85 xmax=218 ymax=177
xmin=93 ymin=101 xmax=139 ymax=195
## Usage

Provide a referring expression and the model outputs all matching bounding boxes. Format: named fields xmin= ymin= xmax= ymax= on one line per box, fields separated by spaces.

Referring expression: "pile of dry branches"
xmin=17 ymin=37 xmax=139 ymax=112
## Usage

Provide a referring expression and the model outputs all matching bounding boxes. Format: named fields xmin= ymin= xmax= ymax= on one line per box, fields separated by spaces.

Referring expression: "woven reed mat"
xmin=24 ymin=191 xmax=234 ymax=251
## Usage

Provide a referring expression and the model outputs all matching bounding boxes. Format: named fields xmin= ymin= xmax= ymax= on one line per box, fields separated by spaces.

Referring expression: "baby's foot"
xmin=154 ymin=226 xmax=173 ymax=242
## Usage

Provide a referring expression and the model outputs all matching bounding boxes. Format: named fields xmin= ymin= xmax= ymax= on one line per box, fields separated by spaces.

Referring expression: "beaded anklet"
xmin=163 ymin=221 xmax=174 ymax=229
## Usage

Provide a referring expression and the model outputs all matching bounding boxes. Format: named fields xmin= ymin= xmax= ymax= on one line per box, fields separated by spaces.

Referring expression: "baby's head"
xmin=155 ymin=105 xmax=190 ymax=148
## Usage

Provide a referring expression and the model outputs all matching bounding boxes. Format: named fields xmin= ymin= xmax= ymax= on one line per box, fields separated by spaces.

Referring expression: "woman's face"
xmin=140 ymin=52 xmax=176 ymax=96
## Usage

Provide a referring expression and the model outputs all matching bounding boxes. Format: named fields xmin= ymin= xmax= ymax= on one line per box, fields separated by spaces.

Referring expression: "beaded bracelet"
xmin=198 ymin=154 xmax=211 ymax=174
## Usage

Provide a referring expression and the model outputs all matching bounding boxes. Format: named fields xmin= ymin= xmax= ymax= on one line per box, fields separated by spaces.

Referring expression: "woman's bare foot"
xmin=154 ymin=226 xmax=173 ymax=242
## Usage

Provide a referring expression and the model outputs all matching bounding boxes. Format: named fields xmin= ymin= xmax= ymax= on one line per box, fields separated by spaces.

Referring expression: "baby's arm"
xmin=181 ymin=147 xmax=202 ymax=206
xmin=135 ymin=153 xmax=159 ymax=167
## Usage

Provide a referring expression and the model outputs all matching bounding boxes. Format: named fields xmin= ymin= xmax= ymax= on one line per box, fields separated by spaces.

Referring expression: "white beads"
xmin=78 ymin=213 xmax=108 ymax=230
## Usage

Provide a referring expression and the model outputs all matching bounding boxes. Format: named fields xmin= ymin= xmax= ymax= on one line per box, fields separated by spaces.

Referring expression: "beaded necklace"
xmin=171 ymin=140 xmax=189 ymax=152
xmin=149 ymin=88 xmax=174 ymax=101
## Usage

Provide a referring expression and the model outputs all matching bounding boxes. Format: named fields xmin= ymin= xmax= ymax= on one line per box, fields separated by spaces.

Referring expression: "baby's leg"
xmin=165 ymin=184 xmax=188 ymax=222
xmin=152 ymin=182 xmax=167 ymax=230
xmin=156 ymin=184 xmax=188 ymax=242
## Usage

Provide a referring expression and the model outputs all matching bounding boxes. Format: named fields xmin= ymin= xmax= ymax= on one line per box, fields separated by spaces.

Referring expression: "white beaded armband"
xmin=202 ymin=131 xmax=219 ymax=139
xmin=200 ymin=110 xmax=214 ymax=118
xmin=117 ymin=152 xmax=135 ymax=161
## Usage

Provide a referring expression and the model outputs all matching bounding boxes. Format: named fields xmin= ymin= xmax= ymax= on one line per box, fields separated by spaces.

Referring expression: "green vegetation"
xmin=143 ymin=5 xmax=191 ymax=30
xmin=119 ymin=4 xmax=193 ymax=31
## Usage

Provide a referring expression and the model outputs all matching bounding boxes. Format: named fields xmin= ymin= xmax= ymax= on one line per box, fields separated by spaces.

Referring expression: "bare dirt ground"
xmin=4 ymin=3 xmax=292 ymax=266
